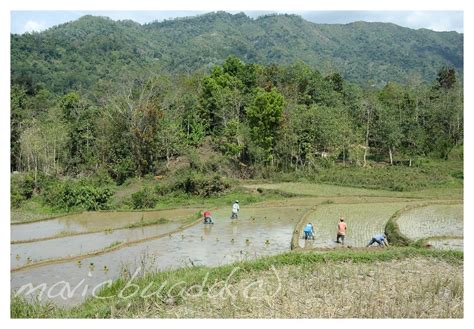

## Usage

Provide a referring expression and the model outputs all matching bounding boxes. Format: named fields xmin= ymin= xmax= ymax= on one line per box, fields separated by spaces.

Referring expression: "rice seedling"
xmin=397 ymin=204 xmax=463 ymax=240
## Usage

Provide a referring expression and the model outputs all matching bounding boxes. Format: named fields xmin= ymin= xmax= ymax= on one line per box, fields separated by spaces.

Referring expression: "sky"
xmin=10 ymin=10 xmax=464 ymax=35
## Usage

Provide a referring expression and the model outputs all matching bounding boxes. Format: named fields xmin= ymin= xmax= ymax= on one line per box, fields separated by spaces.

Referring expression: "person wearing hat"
xmin=366 ymin=233 xmax=389 ymax=247
xmin=231 ymin=200 xmax=240 ymax=219
xmin=336 ymin=217 xmax=347 ymax=245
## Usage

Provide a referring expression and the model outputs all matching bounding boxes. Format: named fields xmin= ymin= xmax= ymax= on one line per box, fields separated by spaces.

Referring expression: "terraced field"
xmin=11 ymin=221 xmax=183 ymax=269
xmin=426 ymin=237 xmax=463 ymax=251
xmin=11 ymin=204 xmax=306 ymax=306
xmin=397 ymin=204 xmax=463 ymax=240
xmin=297 ymin=202 xmax=418 ymax=248
xmin=11 ymin=208 xmax=200 ymax=242
xmin=10 ymin=183 xmax=464 ymax=308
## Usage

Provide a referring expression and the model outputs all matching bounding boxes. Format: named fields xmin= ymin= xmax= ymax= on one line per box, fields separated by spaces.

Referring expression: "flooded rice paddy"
xmin=11 ymin=208 xmax=199 ymax=242
xmin=11 ymin=205 xmax=306 ymax=306
xmin=426 ymin=238 xmax=463 ymax=251
xmin=11 ymin=194 xmax=464 ymax=307
xmin=298 ymin=202 xmax=415 ymax=249
xmin=397 ymin=204 xmax=463 ymax=240
xmin=11 ymin=221 xmax=183 ymax=269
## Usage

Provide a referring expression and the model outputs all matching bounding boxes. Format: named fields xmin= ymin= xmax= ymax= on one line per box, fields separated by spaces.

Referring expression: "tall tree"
xmin=246 ymin=87 xmax=285 ymax=165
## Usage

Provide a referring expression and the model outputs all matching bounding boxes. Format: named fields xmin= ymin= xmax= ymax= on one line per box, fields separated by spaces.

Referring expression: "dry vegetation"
xmin=111 ymin=257 xmax=463 ymax=318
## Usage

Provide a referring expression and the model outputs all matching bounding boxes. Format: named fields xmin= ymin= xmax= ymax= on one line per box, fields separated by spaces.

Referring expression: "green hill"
xmin=11 ymin=12 xmax=463 ymax=95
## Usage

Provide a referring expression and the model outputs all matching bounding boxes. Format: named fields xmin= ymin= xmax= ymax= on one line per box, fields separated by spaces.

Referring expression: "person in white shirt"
xmin=231 ymin=200 xmax=240 ymax=219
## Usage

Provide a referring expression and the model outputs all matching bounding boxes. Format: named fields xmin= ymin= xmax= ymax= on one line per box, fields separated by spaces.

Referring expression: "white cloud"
xmin=22 ymin=20 xmax=47 ymax=33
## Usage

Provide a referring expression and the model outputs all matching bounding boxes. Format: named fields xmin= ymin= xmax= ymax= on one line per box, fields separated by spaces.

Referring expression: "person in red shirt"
xmin=336 ymin=218 xmax=347 ymax=245
xmin=203 ymin=210 xmax=214 ymax=224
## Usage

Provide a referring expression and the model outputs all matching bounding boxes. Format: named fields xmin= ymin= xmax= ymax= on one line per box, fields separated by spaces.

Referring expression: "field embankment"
xmin=11 ymin=248 xmax=463 ymax=318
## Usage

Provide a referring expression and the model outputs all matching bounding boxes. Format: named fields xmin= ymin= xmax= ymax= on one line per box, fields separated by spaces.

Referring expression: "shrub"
xmin=110 ymin=158 xmax=135 ymax=185
xmin=89 ymin=169 xmax=115 ymax=186
xmin=10 ymin=189 xmax=25 ymax=209
xmin=42 ymin=179 xmax=112 ymax=211
xmin=10 ymin=173 xmax=35 ymax=208
xmin=131 ymin=186 xmax=157 ymax=209
xmin=450 ymin=170 xmax=463 ymax=180
xmin=175 ymin=172 xmax=231 ymax=197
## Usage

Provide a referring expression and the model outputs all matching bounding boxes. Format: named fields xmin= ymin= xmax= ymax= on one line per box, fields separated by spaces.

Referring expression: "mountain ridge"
xmin=11 ymin=12 xmax=463 ymax=94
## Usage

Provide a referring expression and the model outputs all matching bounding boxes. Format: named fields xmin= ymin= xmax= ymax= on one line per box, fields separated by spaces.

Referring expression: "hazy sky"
xmin=11 ymin=10 xmax=464 ymax=34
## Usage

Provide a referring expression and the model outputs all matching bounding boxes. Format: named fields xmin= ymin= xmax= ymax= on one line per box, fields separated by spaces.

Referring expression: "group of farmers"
xmin=303 ymin=218 xmax=389 ymax=247
xmin=203 ymin=202 xmax=389 ymax=247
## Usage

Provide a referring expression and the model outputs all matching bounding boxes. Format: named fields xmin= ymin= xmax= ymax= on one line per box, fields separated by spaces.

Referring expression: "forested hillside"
xmin=11 ymin=12 xmax=463 ymax=95
xmin=10 ymin=12 xmax=463 ymax=211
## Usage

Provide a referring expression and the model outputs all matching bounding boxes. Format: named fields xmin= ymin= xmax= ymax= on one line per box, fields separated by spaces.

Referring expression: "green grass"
xmin=106 ymin=241 xmax=122 ymax=249
xmin=146 ymin=187 xmax=297 ymax=210
xmin=315 ymin=162 xmax=462 ymax=191
xmin=11 ymin=247 xmax=463 ymax=318
xmin=12 ymin=159 xmax=462 ymax=223
xmin=124 ymin=217 xmax=170 ymax=229
xmin=263 ymin=159 xmax=463 ymax=192
xmin=11 ymin=197 xmax=65 ymax=223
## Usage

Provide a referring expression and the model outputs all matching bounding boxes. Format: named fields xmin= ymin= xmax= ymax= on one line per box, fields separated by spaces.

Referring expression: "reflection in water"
xmin=11 ymin=221 xmax=183 ymax=268
xmin=203 ymin=224 xmax=213 ymax=236
xmin=303 ymin=239 xmax=314 ymax=249
xmin=12 ymin=206 xmax=303 ymax=307
xmin=11 ymin=208 xmax=199 ymax=242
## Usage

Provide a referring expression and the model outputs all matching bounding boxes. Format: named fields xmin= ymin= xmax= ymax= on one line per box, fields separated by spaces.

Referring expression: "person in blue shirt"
xmin=303 ymin=223 xmax=315 ymax=240
xmin=366 ymin=233 xmax=389 ymax=247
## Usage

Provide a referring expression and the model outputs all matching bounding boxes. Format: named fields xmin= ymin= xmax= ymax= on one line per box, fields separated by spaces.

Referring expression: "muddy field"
xmin=11 ymin=205 xmax=305 ymax=306
xmin=397 ymin=204 xmax=463 ymax=241
xmin=11 ymin=221 xmax=183 ymax=269
xmin=10 ymin=184 xmax=464 ymax=307
xmin=298 ymin=202 xmax=417 ymax=248
xmin=11 ymin=208 xmax=200 ymax=242
xmin=426 ymin=238 xmax=463 ymax=251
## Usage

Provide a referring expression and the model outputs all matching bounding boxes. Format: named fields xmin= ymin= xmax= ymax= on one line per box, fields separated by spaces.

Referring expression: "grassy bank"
xmin=11 ymin=158 xmax=462 ymax=223
xmin=11 ymin=186 xmax=294 ymax=224
xmin=265 ymin=159 xmax=463 ymax=192
xmin=11 ymin=247 xmax=463 ymax=318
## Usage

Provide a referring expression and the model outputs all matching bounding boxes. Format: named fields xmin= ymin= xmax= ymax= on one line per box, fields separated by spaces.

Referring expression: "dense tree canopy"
xmin=11 ymin=12 xmax=463 ymax=97
xmin=11 ymin=55 xmax=463 ymax=185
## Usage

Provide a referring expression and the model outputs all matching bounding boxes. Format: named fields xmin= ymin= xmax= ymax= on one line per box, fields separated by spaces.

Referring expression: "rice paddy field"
xmin=297 ymin=202 xmax=417 ymax=248
xmin=397 ymin=204 xmax=463 ymax=241
xmin=11 ymin=208 xmax=200 ymax=242
xmin=10 ymin=182 xmax=464 ymax=317
xmin=426 ymin=238 xmax=463 ymax=251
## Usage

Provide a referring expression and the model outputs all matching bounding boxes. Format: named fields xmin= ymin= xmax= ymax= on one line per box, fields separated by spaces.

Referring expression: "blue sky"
xmin=11 ymin=11 xmax=464 ymax=34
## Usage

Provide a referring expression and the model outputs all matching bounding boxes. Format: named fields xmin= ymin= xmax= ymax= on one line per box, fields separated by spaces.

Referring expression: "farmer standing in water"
xmin=231 ymin=200 xmax=240 ymax=219
xmin=336 ymin=217 xmax=347 ymax=245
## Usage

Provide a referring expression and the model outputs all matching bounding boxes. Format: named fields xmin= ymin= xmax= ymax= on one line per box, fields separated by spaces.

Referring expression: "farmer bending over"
xmin=367 ymin=233 xmax=389 ymax=247
xmin=304 ymin=223 xmax=315 ymax=240
xmin=203 ymin=210 xmax=214 ymax=224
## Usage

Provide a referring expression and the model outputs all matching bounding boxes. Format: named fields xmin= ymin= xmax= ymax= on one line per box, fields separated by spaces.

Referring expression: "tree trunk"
xmin=389 ymin=147 xmax=393 ymax=165
xmin=363 ymin=147 xmax=367 ymax=167
xmin=364 ymin=103 xmax=371 ymax=168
